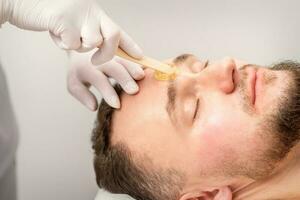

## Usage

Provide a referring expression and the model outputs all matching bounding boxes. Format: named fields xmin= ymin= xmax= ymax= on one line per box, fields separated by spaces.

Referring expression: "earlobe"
xmin=214 ymin=186 xmax=232 ymax=200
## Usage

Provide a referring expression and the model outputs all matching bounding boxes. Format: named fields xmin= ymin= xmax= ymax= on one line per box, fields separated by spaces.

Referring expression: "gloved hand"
xmin=67 ymin=50 xmax=145 ymax=110
xmin=0 ymin=0 xmax=142 ymax=64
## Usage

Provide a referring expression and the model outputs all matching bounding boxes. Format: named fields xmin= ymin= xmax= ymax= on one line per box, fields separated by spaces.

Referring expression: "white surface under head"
xmin=95 ymin=189 xmax=136 ymax=200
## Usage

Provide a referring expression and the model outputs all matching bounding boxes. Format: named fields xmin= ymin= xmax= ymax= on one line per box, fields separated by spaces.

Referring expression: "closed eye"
xmin=203 ymin=60 xmax=209 ymax=69
xmin=193 ymin=99 xmax=200 ymax=121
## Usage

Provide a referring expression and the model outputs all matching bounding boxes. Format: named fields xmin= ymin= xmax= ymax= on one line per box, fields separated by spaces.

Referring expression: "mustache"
xmin=236 ymin=66 xmax=255 ymax=114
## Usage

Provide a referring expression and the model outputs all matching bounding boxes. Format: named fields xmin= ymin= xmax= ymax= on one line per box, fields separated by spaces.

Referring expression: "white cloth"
xmin=95 ymin=189 xmax=135 ymax=200
xmin=0 ymin=161 xmax=16 ymax=200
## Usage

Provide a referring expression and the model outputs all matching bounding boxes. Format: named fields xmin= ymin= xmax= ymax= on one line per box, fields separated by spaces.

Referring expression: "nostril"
xmin=231 ymin=67 xmax=237 ymax=90
xmin=232 ymin=68 xmax=235 ymax=85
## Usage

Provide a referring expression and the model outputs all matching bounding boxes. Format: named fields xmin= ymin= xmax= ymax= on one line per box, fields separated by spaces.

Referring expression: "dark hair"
xmin=91 ymin=84 xmax=184 ymax=200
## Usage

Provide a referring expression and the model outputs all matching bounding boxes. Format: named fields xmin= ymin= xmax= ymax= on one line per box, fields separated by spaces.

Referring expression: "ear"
xmin=179 ymin=186 xmax=232 ymax=200
xmin=213 ymin=186 xmax=232 ymax=200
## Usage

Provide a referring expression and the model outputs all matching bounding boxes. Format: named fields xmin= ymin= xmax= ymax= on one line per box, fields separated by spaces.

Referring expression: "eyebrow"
xmin=165 ymin=54 xmax=193 ymax=126
xmin=166 ymin=79 xmax=178 ymax=126
xmin=173 ymin=54 xmax=193 ymax=65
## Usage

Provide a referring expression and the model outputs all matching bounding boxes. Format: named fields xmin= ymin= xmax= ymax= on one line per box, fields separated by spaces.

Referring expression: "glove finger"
xmin=114 ymin=57 xmax=145 ymax=80
xmin=50 ymin=32 xmax=69 ymax=50
xmin=99 ymin=60 xmax=139 ymax=95
xmin=79 ymin=18 xmax=103 ymax=52
xmin=55 ymin=26 xmax=82 ymax=50
xmin=83 ymin=69 xmax=120 ymax=108
xmin=119 ymin=30 xmax=143 ymax=59
xmin=67 ymin=78 xmax=98 ymax=111
xmin=91 ymin=15 xmax=120 ymax=65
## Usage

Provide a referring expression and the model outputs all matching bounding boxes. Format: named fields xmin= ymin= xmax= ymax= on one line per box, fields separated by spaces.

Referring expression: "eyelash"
xmin=203 ymin=60 xmax=209 ymax=69
xmin=191 ymin=60 xmax=207 ymax=122
xmin=193 ymin=99 xmax=200 ymax=121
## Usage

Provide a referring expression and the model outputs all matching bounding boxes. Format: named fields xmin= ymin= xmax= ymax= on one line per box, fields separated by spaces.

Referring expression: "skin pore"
xmin=110 ymin=55 xmax=300 ymax=200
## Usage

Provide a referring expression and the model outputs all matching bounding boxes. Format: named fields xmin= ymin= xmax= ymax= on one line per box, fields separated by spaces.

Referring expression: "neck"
xmin=232 ymin=143 xmax=300 ymax=200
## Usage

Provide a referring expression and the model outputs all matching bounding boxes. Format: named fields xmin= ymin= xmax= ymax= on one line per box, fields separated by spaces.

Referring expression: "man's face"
xmin=111 ymin=55 xmax=298 ymax=187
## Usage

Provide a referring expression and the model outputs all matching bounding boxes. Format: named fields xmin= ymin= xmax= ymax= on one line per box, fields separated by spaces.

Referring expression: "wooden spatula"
xmin=116 ymin=48 xmax=175 ymax=75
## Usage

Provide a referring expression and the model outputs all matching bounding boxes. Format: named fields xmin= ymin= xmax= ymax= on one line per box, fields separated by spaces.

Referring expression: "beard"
xmin=270 ymin=61 xmax=300 ymax=151
xmin=219 ymin=61 xmax=300 ymax=180
xmin=240 ymin=61 xmax=300 ymax=180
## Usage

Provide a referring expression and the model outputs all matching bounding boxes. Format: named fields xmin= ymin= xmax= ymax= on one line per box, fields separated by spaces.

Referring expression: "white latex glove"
xmin=0 ymin=0 xmax=142 ymax=64
xmin=68 ymin=50 xmax=145 ymax=110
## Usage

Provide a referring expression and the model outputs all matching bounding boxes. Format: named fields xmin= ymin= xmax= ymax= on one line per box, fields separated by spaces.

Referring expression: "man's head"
xmin=92 ymin=55 xmax=300 ymax=200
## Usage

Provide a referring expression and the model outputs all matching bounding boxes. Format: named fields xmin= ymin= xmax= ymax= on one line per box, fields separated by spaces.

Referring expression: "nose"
xmin=200 ymin=57 xmax=236 ymax=94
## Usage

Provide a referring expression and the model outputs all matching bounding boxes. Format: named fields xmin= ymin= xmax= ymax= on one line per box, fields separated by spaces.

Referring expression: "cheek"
xmin=206 ymin=109 xmax=248 ymax=139
xmin=191 ymin=107 xmax=254 ymax=164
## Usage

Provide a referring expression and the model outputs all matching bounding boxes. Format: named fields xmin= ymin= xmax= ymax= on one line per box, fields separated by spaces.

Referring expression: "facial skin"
xmin=110 ymin=55 xmax=298 ymax=199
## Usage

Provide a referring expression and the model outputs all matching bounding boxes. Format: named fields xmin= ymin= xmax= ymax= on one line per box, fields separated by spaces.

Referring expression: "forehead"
xmin=111 ymin=69 xmax=171 ymax=146
xmin=110 ymin=55 xmax=198 ymax=150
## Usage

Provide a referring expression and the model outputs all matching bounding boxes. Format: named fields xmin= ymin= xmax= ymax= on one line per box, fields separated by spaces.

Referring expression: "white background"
xmin=0 ymin=0 xmax=300 ymax=199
